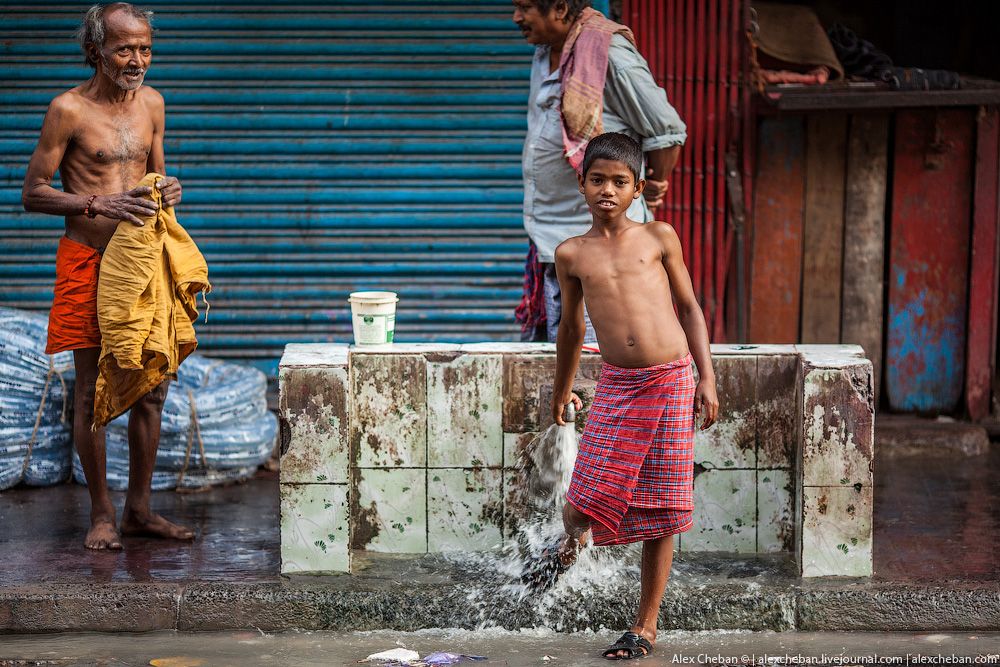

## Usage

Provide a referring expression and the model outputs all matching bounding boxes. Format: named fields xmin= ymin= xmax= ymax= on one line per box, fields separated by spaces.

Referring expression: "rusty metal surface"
xmin=724 ymin=151 xmax=748 ymax=341
xmin=749 ymin=116 xmax=805 ymax=343
xmin=966 ymin=107 xmax=1000 ymax=420
xmin=623 ymin=0 xmax=744 ymax=341
xmin=737 ymin=0 xmax=754 ymax=343
xmin=887 ymin=109 xmax=975 ymax=413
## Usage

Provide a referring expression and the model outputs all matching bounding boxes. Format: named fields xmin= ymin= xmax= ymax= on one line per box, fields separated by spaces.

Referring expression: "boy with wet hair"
xmin=551 ymin=132 xmax=718 ymax=660
xmin=580 ymin=129 xmax=644 ymax=179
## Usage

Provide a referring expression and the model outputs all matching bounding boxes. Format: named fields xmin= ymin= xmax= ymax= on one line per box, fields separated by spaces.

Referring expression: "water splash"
xmin=528 ymin=418 xmax=579 ymax=509
xmin=442 ymin=409 xmax=642 ymax=630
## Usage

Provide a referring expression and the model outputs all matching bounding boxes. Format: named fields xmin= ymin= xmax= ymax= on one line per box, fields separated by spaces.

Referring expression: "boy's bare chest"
xmin=575 ymin=240 xmax=663 ymax=284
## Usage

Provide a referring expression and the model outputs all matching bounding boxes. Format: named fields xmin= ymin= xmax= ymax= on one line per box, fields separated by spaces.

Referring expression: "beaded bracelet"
xmin=84 ymin=194 xmax=98 ymax=219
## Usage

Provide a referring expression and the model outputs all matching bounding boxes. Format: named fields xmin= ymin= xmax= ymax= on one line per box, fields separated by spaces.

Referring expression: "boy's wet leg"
xmin=558 ymin=502 xmax=592 ymax=565
xmin=72 ymin=348 xmax=121 ymax=550
xmin=616 ymin=534 xmax=675 ymax=658
xmin=121 ymin=380 xmax=195 ymax=541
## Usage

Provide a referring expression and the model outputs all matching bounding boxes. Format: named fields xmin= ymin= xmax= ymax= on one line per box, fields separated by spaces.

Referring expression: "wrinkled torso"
xmin=59 ymin=88 xmax=154 ymax=249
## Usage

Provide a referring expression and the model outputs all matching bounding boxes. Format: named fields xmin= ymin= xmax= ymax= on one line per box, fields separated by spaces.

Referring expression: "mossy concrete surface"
xmin=2 ymin=553 xmax=998 ymax=634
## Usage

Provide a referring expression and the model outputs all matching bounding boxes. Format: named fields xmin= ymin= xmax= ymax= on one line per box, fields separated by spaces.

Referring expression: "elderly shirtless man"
xmin=21 ymin=2 xmax=193 ymax=549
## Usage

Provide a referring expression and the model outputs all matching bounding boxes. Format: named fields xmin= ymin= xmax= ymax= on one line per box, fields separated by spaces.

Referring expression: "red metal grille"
xmin=623 ymin=0 xmax=745 ymax=341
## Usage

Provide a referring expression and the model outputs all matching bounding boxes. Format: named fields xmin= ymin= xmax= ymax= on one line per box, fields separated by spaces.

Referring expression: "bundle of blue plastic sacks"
xmin=0 ymin=308 xmax=76 ymax=490
xmin=0 ymin=306 xmax=276 ymax=492
xmin=73 ymin=353 xmax=278 ymax=491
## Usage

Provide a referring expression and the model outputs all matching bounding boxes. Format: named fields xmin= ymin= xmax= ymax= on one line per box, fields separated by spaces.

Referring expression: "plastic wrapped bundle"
xmin=73 ymin=354 xmax=276 ymax=491
xmin=0 ymin=308 xmax=75 ymax=490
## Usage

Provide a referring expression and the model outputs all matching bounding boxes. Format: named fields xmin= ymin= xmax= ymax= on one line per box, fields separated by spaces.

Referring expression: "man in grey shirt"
xmin=513 ymin=0 xmax=686 ymax=343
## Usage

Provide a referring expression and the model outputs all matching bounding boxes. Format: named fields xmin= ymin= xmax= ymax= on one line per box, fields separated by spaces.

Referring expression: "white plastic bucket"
xmin=348 ymin=291 xmax=398 ymax=345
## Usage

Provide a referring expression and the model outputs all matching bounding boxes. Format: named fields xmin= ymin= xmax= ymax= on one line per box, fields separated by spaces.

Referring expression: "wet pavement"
xmin=873 ymin=439 xmax=1000 ymax=582
xmin=0 ymin=431 xmax=998 ymax=633
xmin=0 ymin=473 xmax=278 ymax=585
xmin=1 ymin=443 xmax=998 ymax=586
xmin=1 ymin=629 xmax=1000 ymax=666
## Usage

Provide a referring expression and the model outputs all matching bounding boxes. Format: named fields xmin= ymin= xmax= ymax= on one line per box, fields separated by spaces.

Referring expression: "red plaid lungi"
xmin=566 ymin=354 xmax=696 ymax=546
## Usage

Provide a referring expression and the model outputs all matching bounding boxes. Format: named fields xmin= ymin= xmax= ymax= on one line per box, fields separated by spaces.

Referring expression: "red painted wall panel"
xmin=966 ymin=107 xmax=1000 ymax=419
xmin=887 ymin=109 xmax=975 ymax=413
xmin=749 ymin=116 xmax=805 ymax=343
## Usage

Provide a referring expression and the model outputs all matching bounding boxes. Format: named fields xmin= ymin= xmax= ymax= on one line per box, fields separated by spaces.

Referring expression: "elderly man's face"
xmin=95 ymin=7 xmax=153 ymax=91
xmin=512 ymin=0 xmax=571 ymax=46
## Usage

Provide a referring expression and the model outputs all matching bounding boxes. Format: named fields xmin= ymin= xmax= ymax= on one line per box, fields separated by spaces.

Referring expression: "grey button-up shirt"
xmin=522 ymin=34 xmax=687 ymax=262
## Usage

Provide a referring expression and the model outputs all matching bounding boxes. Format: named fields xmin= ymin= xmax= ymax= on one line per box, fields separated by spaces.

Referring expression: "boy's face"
xmin=578 ymin=158 xmax=646 ymax=218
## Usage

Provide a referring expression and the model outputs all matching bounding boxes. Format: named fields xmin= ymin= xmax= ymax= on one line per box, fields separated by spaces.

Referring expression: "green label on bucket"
xmin=354 ymin=312 xmax=393 ymax=345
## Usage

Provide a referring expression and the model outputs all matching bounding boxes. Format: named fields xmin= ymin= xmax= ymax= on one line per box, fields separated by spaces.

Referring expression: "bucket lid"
xmin=348 ymin=291 xmax=398 ymax=303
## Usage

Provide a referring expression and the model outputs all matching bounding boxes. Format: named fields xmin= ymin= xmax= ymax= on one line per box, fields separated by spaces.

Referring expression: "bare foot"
xmin=558 ymin=528 xmax=591 ymax=567
xmin=84 ymin=517 xmax=123 ymax=550
xmin=120 ymin=507 xmax=195 ymax=541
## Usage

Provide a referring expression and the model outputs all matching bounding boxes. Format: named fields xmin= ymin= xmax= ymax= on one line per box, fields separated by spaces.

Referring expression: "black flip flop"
xmin=602 ymin=632 xmax=653 ymax=660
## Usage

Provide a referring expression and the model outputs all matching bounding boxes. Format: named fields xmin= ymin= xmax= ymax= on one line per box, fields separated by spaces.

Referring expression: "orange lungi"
xmin=46 ymin=236 xmax=103 ymax=354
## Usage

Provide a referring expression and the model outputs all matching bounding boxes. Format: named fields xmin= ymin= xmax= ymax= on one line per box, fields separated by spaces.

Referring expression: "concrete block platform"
xmin=278 ymin=344 xmax=877 ymax=578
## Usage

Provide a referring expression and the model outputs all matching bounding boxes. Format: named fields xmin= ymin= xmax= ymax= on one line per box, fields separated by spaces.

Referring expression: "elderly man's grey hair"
xmin=77 ymin=3 xmax=154 ymax=69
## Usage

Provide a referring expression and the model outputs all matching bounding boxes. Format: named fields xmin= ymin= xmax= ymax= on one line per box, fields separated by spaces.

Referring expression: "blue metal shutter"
xmin=0 ymin=0 xmax=533 ymax=375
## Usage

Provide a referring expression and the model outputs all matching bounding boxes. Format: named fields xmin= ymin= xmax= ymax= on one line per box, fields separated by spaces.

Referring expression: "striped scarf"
xmin=559 ymin=8 xmax=637 ymax=173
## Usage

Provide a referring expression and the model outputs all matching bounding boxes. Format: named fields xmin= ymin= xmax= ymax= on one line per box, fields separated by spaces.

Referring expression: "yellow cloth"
xmin=93 ymin=172 xmax=210 ymax=428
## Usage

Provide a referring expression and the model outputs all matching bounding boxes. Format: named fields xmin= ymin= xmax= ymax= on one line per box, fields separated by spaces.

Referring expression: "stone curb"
xmin=796 ymin=581 xmax=1000 ymax=631
xmin=2 ymin=580 xmax=998 ymax=634
xmin=0 ymin=584 xmax=182 ymax=633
